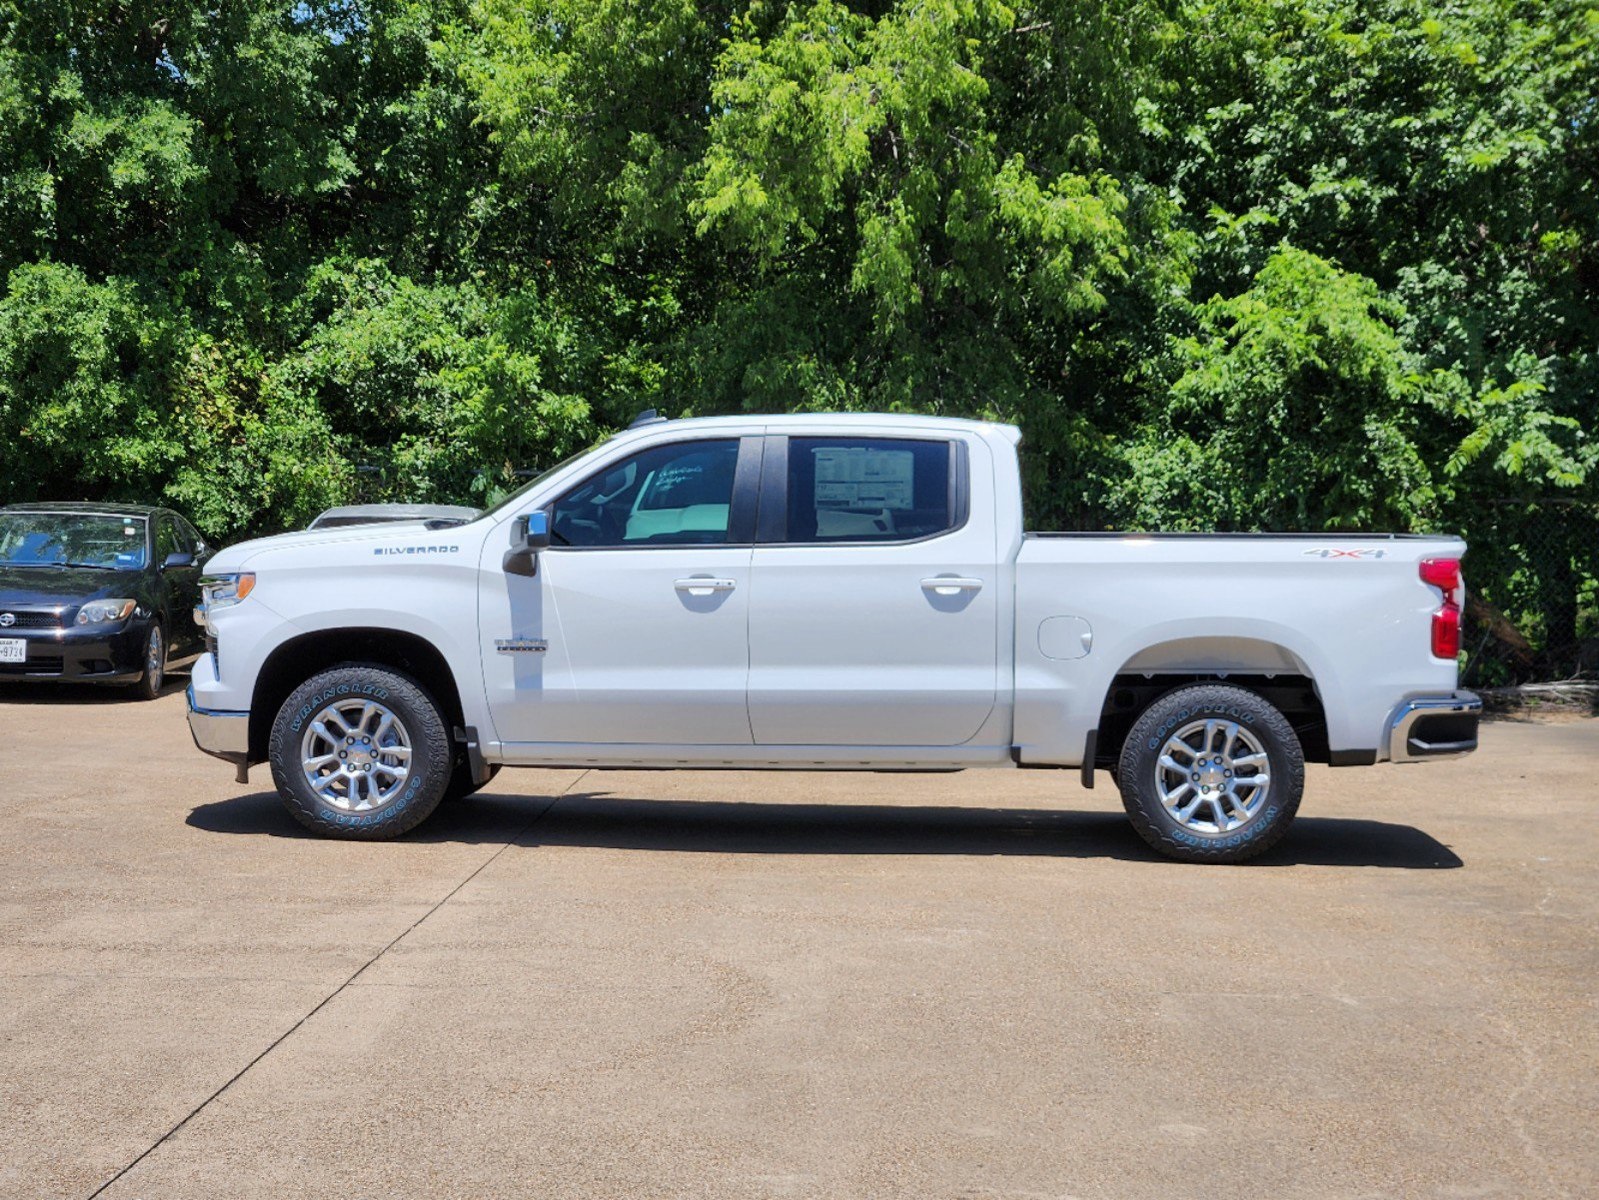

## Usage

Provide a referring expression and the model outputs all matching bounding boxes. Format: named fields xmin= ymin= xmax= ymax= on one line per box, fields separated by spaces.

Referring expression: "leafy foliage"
xmin=0 ymin=0 xmax=1593 ymax=672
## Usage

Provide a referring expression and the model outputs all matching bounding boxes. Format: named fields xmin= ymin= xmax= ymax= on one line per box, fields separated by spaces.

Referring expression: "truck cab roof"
xmin=607 ymin=411 xmax=1022 ymax=442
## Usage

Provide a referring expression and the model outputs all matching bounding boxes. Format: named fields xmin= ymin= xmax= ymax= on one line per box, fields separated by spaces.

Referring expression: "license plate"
xmin=0 ymin=639 xmax=23 ymax=663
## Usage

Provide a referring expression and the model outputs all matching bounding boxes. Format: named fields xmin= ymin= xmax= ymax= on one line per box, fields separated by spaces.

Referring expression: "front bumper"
xmin=1388 ymin=692 xmax=1482 ymax=762
xmin=187 ymin=682 xmax=251 ymax=781
xmin=0 ymin=619 xmax=150 ymax=683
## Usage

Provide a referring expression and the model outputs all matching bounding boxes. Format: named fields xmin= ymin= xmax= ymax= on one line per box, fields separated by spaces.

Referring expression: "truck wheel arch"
xmin=248 ymin=628 xmax=465 ymax=765
xmin=1118 ymin=634 xmax=1317 ymax=679
xmin=1093 ymin=636 xmax=1331 ymax=770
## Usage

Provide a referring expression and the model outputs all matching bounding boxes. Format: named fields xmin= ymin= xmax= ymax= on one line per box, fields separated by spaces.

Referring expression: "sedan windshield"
xmin=0 ymin=513 xmax=149 ymax=570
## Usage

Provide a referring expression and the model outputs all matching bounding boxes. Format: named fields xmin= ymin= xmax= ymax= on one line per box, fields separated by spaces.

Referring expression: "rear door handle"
xmin=920 ymin=576 xmax=984 ymax=596
xmin=674 ymin=577 xmax=737 ymax=596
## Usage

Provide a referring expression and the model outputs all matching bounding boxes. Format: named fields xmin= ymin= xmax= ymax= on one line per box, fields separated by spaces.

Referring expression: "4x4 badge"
xmin=1303 ymin=548 xmax=1387 ymax=559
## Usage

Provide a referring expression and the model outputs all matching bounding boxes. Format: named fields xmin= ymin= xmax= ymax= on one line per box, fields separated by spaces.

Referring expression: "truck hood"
xmin=208 ymin=520 xmax=486 ymax=574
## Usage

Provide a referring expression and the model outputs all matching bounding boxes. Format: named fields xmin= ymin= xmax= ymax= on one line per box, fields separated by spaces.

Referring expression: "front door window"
xmin=550 ymin=440 xmax=741 ymax=548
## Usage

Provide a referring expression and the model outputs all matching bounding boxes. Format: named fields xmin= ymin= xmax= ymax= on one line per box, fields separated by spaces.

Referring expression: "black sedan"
xmin=0 ymin=503 xmax=213 ymax=699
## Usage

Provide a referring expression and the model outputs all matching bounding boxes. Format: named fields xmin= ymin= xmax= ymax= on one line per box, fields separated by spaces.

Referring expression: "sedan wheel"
xmin=130 ymin=623 xmax=166 ymax=701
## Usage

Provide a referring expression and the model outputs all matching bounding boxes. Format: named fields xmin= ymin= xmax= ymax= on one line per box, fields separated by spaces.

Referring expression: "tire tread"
xmin=268 ymin=664 xmax=450 ymax=840
xmin=1116 ymin=683 xmax=1305 ymax=864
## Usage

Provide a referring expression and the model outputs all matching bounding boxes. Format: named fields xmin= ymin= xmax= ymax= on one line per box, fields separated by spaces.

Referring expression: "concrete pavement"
xmin=0 ymin=685 xmax=1595 ymax=1198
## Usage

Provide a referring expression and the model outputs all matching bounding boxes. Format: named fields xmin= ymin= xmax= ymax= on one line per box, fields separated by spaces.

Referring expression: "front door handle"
xmin=920 ymin=576 xmax=984 ymax=596
xmin=674 ymin=577 xmax=737 ymax=596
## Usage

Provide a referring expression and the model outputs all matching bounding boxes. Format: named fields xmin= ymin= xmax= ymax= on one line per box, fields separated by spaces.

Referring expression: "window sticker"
xmin=812 ymin=447 xmax=914 ymax=510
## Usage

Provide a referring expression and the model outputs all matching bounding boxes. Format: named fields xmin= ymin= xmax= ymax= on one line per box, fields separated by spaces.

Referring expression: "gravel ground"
xmin=0 ymin=683 xmax=1595 ymax=1199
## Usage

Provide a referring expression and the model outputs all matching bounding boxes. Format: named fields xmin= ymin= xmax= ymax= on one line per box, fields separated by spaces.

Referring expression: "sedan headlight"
xmin=76 ymin=599 xmax=137 ymax=625
xmin=196 ymin=573 xmax=255 ymax=630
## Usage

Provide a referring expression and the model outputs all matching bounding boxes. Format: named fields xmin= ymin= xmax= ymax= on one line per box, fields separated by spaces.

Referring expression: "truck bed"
xmin=1025 ymin=531 xmax=1455 ymax=540
xmin=1011 ymin=530 xmax=1466 ymax=763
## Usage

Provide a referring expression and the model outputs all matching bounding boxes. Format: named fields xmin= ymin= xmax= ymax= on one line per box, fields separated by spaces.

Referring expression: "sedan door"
xmin=168 ymin=514 xmax=210 ymax=659
xmin=153 ymin=513 xmax=205 ymax=659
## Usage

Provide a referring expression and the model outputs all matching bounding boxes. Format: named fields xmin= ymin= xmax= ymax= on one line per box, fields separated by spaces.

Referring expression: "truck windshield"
xmin=0 ymin=512 xmax=149 ymax=570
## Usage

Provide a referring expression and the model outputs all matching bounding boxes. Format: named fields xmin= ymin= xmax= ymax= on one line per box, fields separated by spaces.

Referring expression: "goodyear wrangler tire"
xmin=269 ymin=665 xmax=451 ymax=840
xmin=1117 ymin=684 xmax=1304 ymax=864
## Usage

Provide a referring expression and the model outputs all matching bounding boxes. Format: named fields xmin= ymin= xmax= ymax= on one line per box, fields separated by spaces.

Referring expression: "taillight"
xmin=1421 ymin=558 xmax=1464 ymax=659
xmin=1431 ymin=605 xmax=1461 ymax=658
xmin=1419 ymin=558 xmax=1459 ymax=592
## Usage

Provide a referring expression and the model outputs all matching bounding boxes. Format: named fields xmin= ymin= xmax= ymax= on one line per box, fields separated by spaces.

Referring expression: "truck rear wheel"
xmin=1117 ymin=684 xmax=1304 ymax=863
xmin=268 ymin=664 xmax=451 ymax=840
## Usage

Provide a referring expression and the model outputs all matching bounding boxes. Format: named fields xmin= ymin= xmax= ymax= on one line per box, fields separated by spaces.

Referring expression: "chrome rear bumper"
xmin=1388 ymin=692 xmax=1482 ymax=763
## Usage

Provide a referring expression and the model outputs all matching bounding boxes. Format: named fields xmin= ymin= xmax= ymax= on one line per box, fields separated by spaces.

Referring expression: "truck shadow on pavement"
xmin=187 ymin=790 xmax=1463 ymax=869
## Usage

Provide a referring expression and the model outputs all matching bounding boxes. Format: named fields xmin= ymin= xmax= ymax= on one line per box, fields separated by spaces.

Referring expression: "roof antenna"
xmin=629 ymin=408 xmax=668 ymax=428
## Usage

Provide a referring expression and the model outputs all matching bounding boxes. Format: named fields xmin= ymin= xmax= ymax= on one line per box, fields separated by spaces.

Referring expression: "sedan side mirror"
xmin=503 ymin=511 xmax=551 ymax=577
xmin=162 ymin=551 xmax=196 ymax=570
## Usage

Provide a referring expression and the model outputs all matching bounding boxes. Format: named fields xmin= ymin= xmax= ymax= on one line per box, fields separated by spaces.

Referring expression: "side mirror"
xmin=162 ymin=551 xmax=196 ymax=570
xmin=524 ymin=510 xmax=551 ymax=551
xmin=503 ymin=511 xmax=550 ymax=577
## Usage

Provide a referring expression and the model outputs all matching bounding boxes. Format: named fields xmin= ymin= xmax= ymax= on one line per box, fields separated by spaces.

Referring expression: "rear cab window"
xmin=783 ymin=437 xmax=958 ymax=543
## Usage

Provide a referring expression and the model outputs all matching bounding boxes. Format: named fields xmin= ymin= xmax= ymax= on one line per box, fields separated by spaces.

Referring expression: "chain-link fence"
xmin=1456 ymin=499 xmax=1599 ymax=689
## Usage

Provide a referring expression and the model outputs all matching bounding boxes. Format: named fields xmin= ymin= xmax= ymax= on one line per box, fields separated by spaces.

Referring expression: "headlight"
xmin=200 ymin=573 xmax=256 ymax=610
xmin=196 ymin=573 xmax=255 ymax=630
xmin=76 ymin=599 xmax=137 ymax=625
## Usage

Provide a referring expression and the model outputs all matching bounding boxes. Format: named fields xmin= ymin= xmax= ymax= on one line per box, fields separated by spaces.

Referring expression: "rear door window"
xmin=174 ymin=516 xmax=207 ymax=557
xmin=783 ymin=437 xmax=956 ymax=542
xmin=154 ymin=516 xmax=180 ymax=562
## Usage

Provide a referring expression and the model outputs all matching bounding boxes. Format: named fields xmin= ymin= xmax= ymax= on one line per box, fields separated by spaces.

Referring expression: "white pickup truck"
xmin=187 ymin=413 xmax=1480 ymax=862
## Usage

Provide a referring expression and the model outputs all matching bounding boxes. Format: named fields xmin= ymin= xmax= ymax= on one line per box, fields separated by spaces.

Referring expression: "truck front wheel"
xmin=1117 ymin=684 xmax=1304 ymax=864
xmin=268 ymin=665 xmax=452 ymax=840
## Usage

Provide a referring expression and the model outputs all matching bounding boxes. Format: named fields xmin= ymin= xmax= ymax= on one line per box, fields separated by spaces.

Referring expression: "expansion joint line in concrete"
xmin=84 ymin=772 xmax=590 ymax=1199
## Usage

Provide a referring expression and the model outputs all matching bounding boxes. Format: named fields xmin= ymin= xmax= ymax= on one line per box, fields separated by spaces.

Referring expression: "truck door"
xmin=746 ymin=433 xmax=999 ymax=746
xmin=481 ymin=435 xmax=761 ymax=747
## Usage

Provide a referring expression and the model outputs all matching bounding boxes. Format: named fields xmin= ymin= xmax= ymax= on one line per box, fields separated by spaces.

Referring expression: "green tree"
xmin=0 ymin=0 xmax=1592 ymax=674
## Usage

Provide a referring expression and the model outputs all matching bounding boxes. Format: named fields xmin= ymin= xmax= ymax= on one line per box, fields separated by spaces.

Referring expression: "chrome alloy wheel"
xmin=145 ymin=625 xmax=165 ymax=687
xmin=1155 ymin=718 xmax=1272 ymax=834
xmin=299 ymin=698 xmax=413 ymax=813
